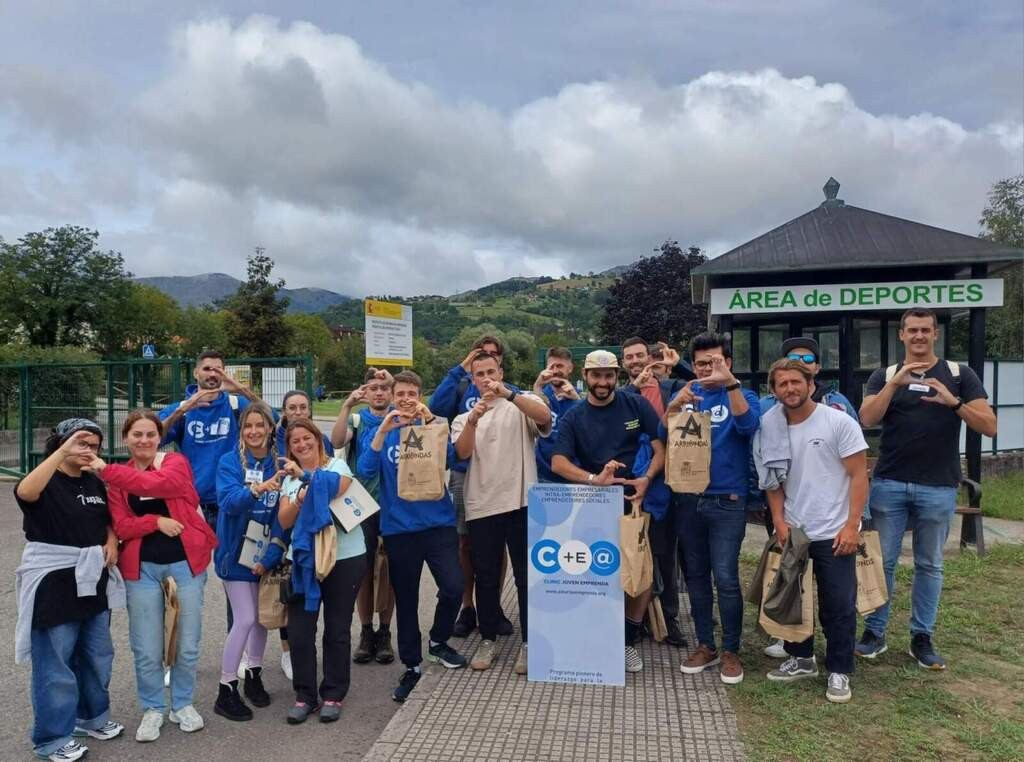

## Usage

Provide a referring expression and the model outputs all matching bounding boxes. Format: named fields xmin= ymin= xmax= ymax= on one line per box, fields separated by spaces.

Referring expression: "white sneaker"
xmin=73 ymin=720 xmax=124 ymax=740
xmin=39 ymin=740 xmax=88 ymax=761
xmin=470 ymin=639 xmax=496 ymax=670
xmin=826 ymin=672 xmax=852 ymax=704
xmin=168 ymin=705 xmax=205 ymax=732
xmin=281 ymin=650 xmax=293 ymax=681
xmin=135 ymin=709 xmax=164 ymax=742
xmin=163 ymin=667 xmax=170 ymax=687
xmin=763 ymin=638 xmax=787 ymax=659
xmin=625 ymin=645 xmax=643 ymax=673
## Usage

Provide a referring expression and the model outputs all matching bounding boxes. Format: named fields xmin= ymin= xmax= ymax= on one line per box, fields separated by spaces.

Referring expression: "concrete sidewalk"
xmin=364 ymin=585 xmax=746 ymax=762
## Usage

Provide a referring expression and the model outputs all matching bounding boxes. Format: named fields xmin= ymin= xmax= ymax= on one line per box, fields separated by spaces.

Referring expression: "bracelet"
xmin=724 ymin=382 xmax=741 ymax=391
xmin=507 ymin=389 xmax=519 ymax=403
xmin=951 ymin=397 xmax=964 ymax=412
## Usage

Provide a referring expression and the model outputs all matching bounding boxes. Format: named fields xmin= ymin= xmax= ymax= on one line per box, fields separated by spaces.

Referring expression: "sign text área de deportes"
xmin=709 ymin=279 xmax=1004 ymax=315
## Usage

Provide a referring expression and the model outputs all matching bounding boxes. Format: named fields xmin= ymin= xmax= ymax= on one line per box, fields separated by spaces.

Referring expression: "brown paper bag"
xmin=397 ymin=420 xmax=450 ymax=501
xmin=373 ymin=542 xmax=392 ymax=615
xmin=162 ymin=577 xmax=180 ymax=667
xmin=758 ymin=550 xmax=814 ymax=642
xmin=315 ymin=523 xmax=337 ymax=581
xmin=258 ymin=565 xmax=290 ymax=629
xmin=647 ymin=598 xmax=668 ymax=642
xmin=856 ymin=530 xmax=888 ymax=615
xmin=620 ymin=499 xmax=653 ymax=597
xmin=664 ymin=410 xmax=712 ymax=493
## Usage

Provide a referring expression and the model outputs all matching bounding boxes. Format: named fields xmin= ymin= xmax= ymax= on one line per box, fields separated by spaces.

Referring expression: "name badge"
xmin=908 ymin=383 xmax=930 ymax=393
xmin=245 ymin=468 xmax=263 ymax=484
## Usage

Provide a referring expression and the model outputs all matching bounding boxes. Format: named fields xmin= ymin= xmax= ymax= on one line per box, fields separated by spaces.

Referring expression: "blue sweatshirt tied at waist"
xmin=633 ymin=434 xmax=670 ymax=521
xmin=290 ymin=469 xmax=339 ymax=612
xmin=214 ymin=450 xmax=280 ymax=582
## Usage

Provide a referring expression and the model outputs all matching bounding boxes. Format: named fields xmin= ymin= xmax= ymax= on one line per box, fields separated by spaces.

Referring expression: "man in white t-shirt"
xmin=758 ymin=359 xmax=868 ymax=704
xmin=451 ymin=352 xmax=552 ymax=676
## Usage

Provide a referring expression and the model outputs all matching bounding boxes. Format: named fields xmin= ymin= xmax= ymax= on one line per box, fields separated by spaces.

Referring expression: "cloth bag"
xmin=856 ymin=530 xmax=888 ymax=615
xmin=759 ymin=550 xmax=814 ymax=642
xmin=619 ymin=498 xmax=653 ymax=597
xmin=258 ymin=564 xmax=290 ymax=629
xmin=397 ymin=419 xmax=450 ymax=501
xmin=664 ymin=410 xmax=712 ymax=493
xmin=162 ymin=577 xmax=180 ymax=667
xmin=315 ymin=523 xmax=337 ymax=581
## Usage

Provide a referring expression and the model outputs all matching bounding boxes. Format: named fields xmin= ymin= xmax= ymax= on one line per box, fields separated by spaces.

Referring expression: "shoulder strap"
xmin=229 ymin=393 xmax=239 ymax=410
xmin=946 ymin=360 xmax=960 ymax=378
xmin=884 ymin=364 xmax=898 ymax=382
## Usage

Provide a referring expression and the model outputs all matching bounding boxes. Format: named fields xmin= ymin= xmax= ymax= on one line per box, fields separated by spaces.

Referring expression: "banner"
xmin=527 ymin=483 xmax=624 ymax=686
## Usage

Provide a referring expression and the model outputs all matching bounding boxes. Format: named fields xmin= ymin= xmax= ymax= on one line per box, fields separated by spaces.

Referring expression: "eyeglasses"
xmin=787 ymin=353 xmax=817 ymax=364
xmin=693 ymin=360 xmax=715 ymax=370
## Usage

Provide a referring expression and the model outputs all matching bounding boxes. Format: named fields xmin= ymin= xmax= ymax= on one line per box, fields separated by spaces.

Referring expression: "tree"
xmin=93 ymin=283 xmax=181 ymax=357
xmin=600 ymin=241 xmax=708 ymax=349
xmin=174 ymin=307 xmax=228 ymax=357
xmin=285 ymin=313 xmax=334 ymax=359
xmin=979 ymin=175 xmax=1023 ymax=358
xmin=319 ymin=335 xmax=367 ymax=392
xmin=0 ymin=226 xmax=132 ymax=348
xmin=221 ymin=248 xmax=293 ymax=357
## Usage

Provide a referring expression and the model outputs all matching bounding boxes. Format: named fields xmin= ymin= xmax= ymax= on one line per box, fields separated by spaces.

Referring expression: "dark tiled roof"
xmin=694 ymin=201 xmax=1023 ymax=276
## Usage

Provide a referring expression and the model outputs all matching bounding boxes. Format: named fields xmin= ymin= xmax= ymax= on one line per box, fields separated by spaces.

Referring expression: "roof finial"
xmin=821 ymin=177 xmax=844 ymax=207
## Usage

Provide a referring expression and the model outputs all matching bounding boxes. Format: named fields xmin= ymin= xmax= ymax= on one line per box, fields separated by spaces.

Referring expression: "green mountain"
xmin=135 ymin=274 xmax=355 ymax=313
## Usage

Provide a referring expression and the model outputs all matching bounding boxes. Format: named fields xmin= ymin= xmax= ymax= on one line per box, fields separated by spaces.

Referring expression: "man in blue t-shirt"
xmin=532 ymin=347 xmax=581 ymax=483
xmin=667 ymin=332 xmax=761 ymax=687
xmin=552 ymin=350 xmax=665 ymax=675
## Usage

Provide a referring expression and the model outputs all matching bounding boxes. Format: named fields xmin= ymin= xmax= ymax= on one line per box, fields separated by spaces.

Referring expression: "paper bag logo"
xmin=674 ymin=416 xmax=703 ymax=439
xmin=403 ymin=429 xmax=425 ymax=451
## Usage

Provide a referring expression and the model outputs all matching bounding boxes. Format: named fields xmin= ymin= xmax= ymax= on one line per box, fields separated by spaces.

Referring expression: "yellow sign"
xmin=365 ymin=299 xmax=404 ymax=320
xmin=364 ymin=299 xmax=413 ymax=366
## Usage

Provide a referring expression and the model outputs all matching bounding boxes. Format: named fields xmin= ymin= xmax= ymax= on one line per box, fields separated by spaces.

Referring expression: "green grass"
xmin=981 ymin=472 xmax=1024 ymax=521
xmin=731 ymin=543 xmax=1024 ymax=761
xmin=312 ymin=399 xmax=345 ymax=418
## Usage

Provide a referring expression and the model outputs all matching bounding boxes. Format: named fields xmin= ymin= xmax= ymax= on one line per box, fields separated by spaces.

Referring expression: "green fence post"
xmin=129 ymin=362 xmax=138 ymax=409
xmin=105 ymin=365 xmax=116 ymax=459
xmin=20 ymin=364 xmax=30 ymax=474
xmin=305 ymin=355 xmax=314 ymax=399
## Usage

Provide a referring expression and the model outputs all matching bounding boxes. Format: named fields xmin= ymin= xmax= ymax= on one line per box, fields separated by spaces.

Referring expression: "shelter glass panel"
xmin=855 ymin=319 xmax=882 ymax=369
xmin=757 ymin=324 xmax=786 ymax=371
xmin=731 ymin=327 xmax=751 ymax=372
xmin=800 ymin=326 xmax=839 ymax=370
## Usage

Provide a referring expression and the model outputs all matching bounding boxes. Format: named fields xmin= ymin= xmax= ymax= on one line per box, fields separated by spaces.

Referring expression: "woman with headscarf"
xmin=14 ymin=418 xmax=125 ymax=762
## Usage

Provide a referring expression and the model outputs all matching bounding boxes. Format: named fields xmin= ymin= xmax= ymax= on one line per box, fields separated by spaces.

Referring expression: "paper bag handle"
xmin=630 ymin=497 xmax=643 ymax=517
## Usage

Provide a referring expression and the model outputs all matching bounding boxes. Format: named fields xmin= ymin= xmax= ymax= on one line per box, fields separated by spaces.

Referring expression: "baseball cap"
xmin=780 ymin=336 xmax=820 ymax=361
xmin=583 ymin=350 xmax=620 ymax=370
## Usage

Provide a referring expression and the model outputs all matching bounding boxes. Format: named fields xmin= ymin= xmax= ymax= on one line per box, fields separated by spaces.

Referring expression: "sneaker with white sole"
xmin=625 ymin=645 xmax=643 ymax=673
xmin=763 ymin=638 xmax=787 ymax=659
xmin=854 ymin=629 xmax=888 ymax=659
xmin=135 ymin=709 xmax=164 ymax=742
xmin=826 ymin=672 xmax=852 ymax=703
xmin=471 ymin=639 xmax=496 ymax=670
xmin=168 ymin=704 xmax=204 ymax=732
xmin=767 ymin=655 xmax=818 ymax=683
xmin=73 ymin=720 xmax=124 ymax=740
xmin=513 ymin=643 xmax=528 ymax=676
xmin=281 ymin=651 xmax=294 ymax=680
xmin=36 ymin=740 xmax=88 ymax=761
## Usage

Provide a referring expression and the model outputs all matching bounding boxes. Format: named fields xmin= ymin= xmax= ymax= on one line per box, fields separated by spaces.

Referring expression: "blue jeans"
xmin=863 ymin=478 xmax=957 ymax=638
xmin=30 ymin=610 xmax=113 ymax=757
xmin=126 ymin=561 xmax=207 ymax=712
xmin=675 ymin=493 xmax=748 ymax=653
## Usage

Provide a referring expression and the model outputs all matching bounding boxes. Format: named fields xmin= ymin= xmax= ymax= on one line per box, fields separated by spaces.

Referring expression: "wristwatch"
xmin=724 ymin=382 xmax=741 ymax=391
xmin=507 ymin=388 xmax=519 ymax=403
xmin=951 ymin=397 xmax=964 ymax=412
xmin=587 ymin=473 xmax=595 ymax=483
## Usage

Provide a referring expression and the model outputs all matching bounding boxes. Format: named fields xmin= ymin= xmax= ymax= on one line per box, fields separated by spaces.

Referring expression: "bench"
xmin=866 ymin=457 xmax=985 ymax=556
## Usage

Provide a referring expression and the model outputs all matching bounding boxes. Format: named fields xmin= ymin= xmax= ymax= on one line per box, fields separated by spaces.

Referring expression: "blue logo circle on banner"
xmin=588 ymin=541 xmax=620 ymax=576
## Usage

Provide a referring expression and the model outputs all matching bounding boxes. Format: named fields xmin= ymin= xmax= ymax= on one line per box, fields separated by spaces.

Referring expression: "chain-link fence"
xmin=0 ymin=356 xmax=313 ymax=477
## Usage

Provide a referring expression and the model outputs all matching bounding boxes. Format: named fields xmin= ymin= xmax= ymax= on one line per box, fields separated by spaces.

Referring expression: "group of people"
xmin=15 ymin=307 xmax=996 ymax=760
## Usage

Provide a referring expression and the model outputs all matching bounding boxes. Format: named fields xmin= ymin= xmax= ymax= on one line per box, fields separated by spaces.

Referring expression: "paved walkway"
xmin=364 ymin=584 xmax=746 ymax=762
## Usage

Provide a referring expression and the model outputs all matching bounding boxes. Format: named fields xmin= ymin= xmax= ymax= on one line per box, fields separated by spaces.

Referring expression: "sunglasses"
xmin=787 ymin=353 xmax=817 ymax=363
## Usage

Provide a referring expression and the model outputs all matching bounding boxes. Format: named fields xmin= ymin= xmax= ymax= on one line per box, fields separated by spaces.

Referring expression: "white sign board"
xmin=710 ymin=279 xmax=1004 ymax=315
xmin=261 ymin=367 xmax=294 ymax=409
xmin=365 ymin=299 xmax=413 ymax=366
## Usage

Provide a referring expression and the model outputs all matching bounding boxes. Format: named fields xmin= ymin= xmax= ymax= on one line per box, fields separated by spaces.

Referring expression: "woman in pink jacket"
xmin=86 ymin=409 xmax=217 ymax=745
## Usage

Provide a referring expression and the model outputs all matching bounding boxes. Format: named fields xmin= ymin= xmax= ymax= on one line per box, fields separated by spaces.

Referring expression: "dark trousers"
xmin=467 ymin=507 xmax=528 ymax=641
xmin=384 ymin=526 xmax=464 ymax=667
xmin=649 ymin=512 xmax=680 ymax=622
xmin=287 ymin=554 xmax=364 ymax=704
xmin=784 ymin=540 xmax=857 ymax=675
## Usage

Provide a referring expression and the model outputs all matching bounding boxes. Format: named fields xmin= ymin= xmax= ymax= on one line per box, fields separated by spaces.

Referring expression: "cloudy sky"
xmin=1 ymin=1 xmax=1021 ymax=297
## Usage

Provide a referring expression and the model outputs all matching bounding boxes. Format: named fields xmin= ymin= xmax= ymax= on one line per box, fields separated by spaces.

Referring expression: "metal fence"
xmin=0 ymin=356 xmax=313 ymax=477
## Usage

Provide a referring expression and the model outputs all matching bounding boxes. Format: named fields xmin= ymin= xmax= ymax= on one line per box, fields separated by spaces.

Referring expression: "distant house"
xmin=328 ymin=324 xmax=364 ymax=340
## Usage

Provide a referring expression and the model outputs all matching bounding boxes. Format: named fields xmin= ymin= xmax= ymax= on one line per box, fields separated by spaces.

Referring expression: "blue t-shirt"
xmin=659 ymin=384 xmax=761 ymax=495
xmin=554 ymin=391 xmax=661 ymax=479
xmin=159 ymin=385 xmax=250 ymax=504
xmin=535 ymin=385 xmax=582 ymax=482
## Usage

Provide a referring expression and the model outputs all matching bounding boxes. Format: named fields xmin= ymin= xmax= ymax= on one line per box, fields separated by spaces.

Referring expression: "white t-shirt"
xmin=783 ymin=404 xmax=868 ymax=542
xmin=451 ymin=393 xmax=549 ymax=521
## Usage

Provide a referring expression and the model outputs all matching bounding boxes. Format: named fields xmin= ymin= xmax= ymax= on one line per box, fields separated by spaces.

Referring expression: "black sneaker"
xmin=664 ymin=618 xmax=688 ymax=648
xmin=392 ymin=669 xmax=421 ymax=703
xmin=375 ymin=627 xmax=395 ymax=664
xmin=242 ymin=666 xmax=271 ymax=708
xmin=452 ymin=607 xmax=477 ymax=638
xmin=427 ymin=641 xmax=467 ymax=669
xmin=855 ymin=629 xmax=888 ymax=659
xmin=353 ymin=624 xmax=376 ymax=664
xmin=497 ymin=610 xmax=514 ymax=636
xmin=909 ymin=633 xmax=946 ymax=670
xmin=214 ymin=681 xmax=253 ymax=722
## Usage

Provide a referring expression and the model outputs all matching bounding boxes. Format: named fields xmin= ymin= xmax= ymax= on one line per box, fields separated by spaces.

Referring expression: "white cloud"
xmin=1 ymin=14 xmax=1021 ymax=297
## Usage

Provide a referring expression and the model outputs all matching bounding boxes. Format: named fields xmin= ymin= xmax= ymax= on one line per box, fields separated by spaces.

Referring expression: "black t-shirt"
xmin=865 ymin=360 xmax=987 ymax=487
xmin=554 ymin=391 xmax=661 ymax=479
xmin=15 ymin=470 xmax=111 ymax=629
xmin=129 ymin=494 xmax=187 ymax=565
